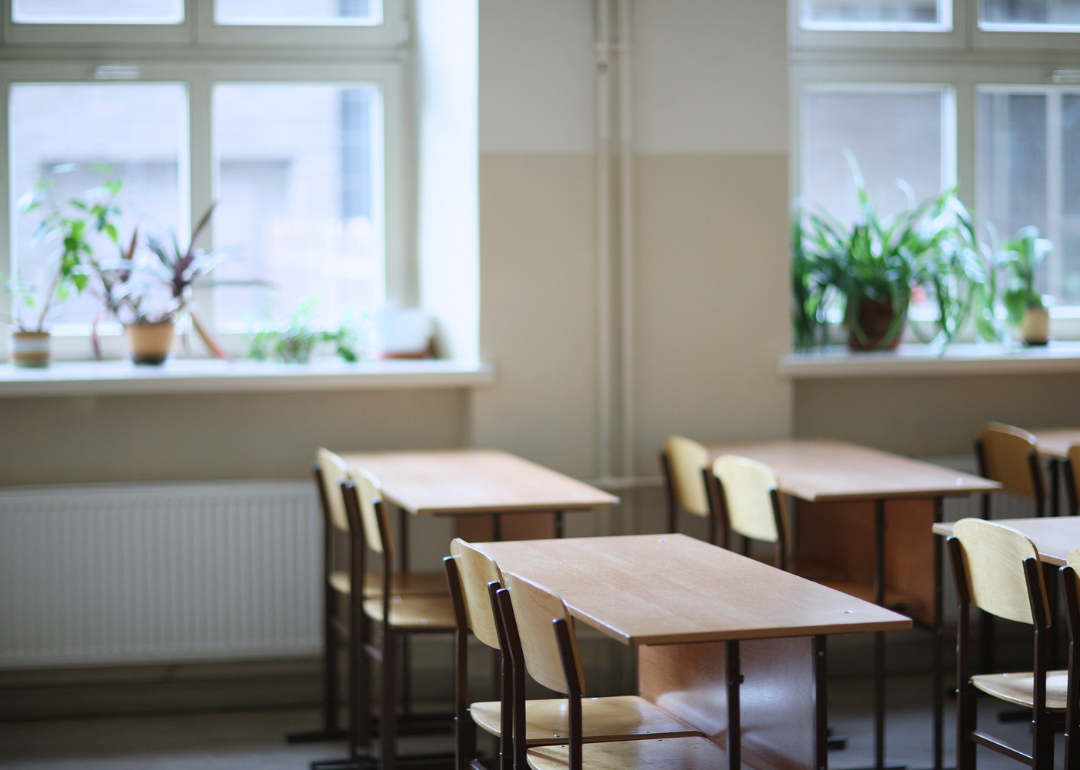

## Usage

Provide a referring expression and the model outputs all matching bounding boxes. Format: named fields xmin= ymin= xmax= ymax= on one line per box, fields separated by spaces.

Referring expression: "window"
xmin=2 ymin=0 xmax=405 ymax=355
xmin=791 ymin=0 xmax=1080 ymax=335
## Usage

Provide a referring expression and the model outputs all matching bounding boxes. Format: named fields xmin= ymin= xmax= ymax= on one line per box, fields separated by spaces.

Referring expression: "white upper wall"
xmin=478 ymin=0 xmax=788 ymax=155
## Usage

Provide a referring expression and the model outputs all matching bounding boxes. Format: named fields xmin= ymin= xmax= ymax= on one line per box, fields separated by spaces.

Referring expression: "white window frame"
xmin=0 ymin=0 xmax=408 ymax=361
xmin=791 ymin=0 xmax=1080 ymax=341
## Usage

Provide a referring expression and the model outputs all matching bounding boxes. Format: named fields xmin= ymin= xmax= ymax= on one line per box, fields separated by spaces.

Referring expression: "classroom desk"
xmin=341 ymin=449 xmax=619 ymax=553
xmin=1030 ymin=427 xmax=1080 ymax=516
xmin=933 ymin=516 xmax=1080 ymax=565
xmin=704 ymin=439 xmax=999 ymax=770
xmin=473 ymin=534 xmax=910 ymax=770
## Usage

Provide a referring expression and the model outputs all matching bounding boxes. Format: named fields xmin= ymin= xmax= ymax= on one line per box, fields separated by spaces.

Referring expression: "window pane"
xmin=981 ymin=0 xmax=1080 ymax=28
xmin=13 ymin=0 xmax=182 ymax=24
xmin=977 ymin=89 xmax=1080 ymax=306
xmin=212 ymin=84 xmax=383 ymax=332
xmin=801 ymin=0 xmax=946 ymax=29
xmin=802 ymin=88 xmax=946 ymax=227
xmin=215 ymin=0 xmax=378 ymax=25
xmin=10 ymin=84 xmax=185 ymax=329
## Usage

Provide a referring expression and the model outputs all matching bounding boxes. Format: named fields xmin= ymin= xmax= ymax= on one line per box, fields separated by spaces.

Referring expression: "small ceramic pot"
xmin=1019 ymin=307 xmax=1050 ymax=346
xmin=126 ymin=321 xmax=175 ymax=365
xmin=10 ymin=330 xmax=51 ymax=368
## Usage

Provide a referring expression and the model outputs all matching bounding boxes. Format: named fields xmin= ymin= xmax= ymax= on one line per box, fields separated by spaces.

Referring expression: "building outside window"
xmin=791 ymin=0 xmax=1080 ymax=334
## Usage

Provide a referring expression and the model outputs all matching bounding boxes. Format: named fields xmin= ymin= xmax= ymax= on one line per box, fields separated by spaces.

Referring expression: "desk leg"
xmin=815 ymin=635 xmax=828 ymax=770
xmin=875 ymin=498 xmax=886 ymax=770
xmin=554 ymin=510 xmax=564 ymax=538
xmin=726 ymin=641 xmax=741 ymax=770
xmin=933 ymin=497 xmax=944 ymax=770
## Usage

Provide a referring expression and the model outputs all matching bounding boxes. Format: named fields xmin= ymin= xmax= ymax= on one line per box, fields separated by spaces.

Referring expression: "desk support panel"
xmin=638 ymin=636 xmax=821 ymax=770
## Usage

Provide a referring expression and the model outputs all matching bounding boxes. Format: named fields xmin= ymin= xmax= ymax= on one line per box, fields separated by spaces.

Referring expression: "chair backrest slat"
xmin=348 ymin=468 xmax=393 ymax=558
xmin=713 ymin=454 xmax=785 ymax=544
xmin=1065 ymin=445 xmax=1080 ymax=516
xmin=316 ymin=448 xmax=351 ymax=532
xmin=449 ymin=538 xmax=504 ymax=649
xmin=953 ymin=518 xmax=1048 ymax=624
xmin=502 ymin=572 xmax=585 ymax=696
xmin=663 ymin=436 xmax=710 ymax=518
xmin=977 ymin=422 xmax=1041 ymax=499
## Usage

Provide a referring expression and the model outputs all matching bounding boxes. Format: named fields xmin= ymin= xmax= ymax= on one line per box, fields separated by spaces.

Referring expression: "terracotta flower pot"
xmin=847 ymin=299 xmax=905 ymax=352
xmin=125 ymin=321 xmax=175 ymax=365
xmin=10 ymin=330 xmax=51 ymax=368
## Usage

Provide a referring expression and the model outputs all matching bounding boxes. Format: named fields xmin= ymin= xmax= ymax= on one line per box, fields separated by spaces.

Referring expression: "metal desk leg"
xmin=555 ymin=510 xmax=564 ymax=538
xmin=1050 ymin=459 xmax=1062 ymax=517
xmin=875 ymin=498 xmax=886 ymax=770
xmin=933 ymin=496 xmax=944 ymax=770
xmin=726 ymin=640 xmax=741 ymax=770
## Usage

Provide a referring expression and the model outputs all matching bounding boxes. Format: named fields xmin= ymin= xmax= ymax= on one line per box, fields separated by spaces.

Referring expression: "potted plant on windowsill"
xmin=792 ymin=152 xmax=980 ymax=352
xmin=89 ymin=203 xmax=230 ymax=365
xmin=7 ymin=176 xmax=116 ymax=366
xmin=1001 ymin=226 xmax=1052 ymax=346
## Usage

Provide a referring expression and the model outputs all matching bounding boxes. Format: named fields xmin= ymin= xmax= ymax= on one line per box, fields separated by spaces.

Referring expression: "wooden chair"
xmin=659 ymin=436 xmax=720 ymax=545
xmin=1060 ymin=548 xmax=1080 ymax=770
xmin=709 ymin=454 xmax=881 ymax=604
xmin=444 ymin=538 xmax=701 ymax=770
xmin=948 ymin=517 xmax=1064 ymax=770
xmin=343 ymin=469 xmax=458 ymax=770
xmin=300 ymin=449 xmax=447 ymax=745
xmin=975 ymin=422 xmax=1046 ymax=518
xmin=1063 ymin=445 xmax=1080 ymax=517
xmin=494 ymin=573 xmax=727 ymax=770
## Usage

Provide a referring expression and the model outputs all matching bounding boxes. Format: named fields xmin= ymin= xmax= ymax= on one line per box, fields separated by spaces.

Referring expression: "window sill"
xmin=0 ymin=358 xmax=496 ymax=397
xmin=779 ymin=341 xmax=1080 ymax=379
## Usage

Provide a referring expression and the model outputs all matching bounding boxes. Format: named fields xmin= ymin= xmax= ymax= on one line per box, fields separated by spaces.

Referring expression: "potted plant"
xmin=89 ymin=203 xmax=230 ymax=364
xmin=248 ymin=296 xmax=361 ymax=363
xmin=8 ymin=175 xmax=119 ymax=366
xmin=1001 ymin=226 xmax=1052 ymax=346
xmin=793 ymin=153 xmax=976 ymax=352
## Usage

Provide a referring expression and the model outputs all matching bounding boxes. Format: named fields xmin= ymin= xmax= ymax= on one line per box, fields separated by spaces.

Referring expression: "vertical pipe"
xmin=617 ymin=0 xmax=635 ymax=484
xmin=595 ymin=0 xmax=613 ymax=484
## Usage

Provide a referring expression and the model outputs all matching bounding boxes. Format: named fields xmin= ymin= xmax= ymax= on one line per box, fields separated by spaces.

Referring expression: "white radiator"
xmin=0 ymin=481 xmax=321 ymax=668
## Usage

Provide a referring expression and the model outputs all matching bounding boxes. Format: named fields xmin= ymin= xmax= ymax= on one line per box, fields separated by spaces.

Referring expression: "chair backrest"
xmin=712 ymin=454 xmax=786 ymax=544
xmin=976 ymin=422 xmax=1041 ymax=499
xmin=952 ymin=518 xmax=1048 ymax=624
xmin=449 ymin=538 xmax=504 ymax=649
xmin=316 ymin=447 xmax=350 ymax=532
xmin=1066 ymin=445 xmax=1080 ymax=516
xmin=662 ymin=435 xmax=710 ymax=518
xmin=502 ymin=572 xmax=585 ymax=696
xmin=347 ymin=467 xmax=394 ymax=559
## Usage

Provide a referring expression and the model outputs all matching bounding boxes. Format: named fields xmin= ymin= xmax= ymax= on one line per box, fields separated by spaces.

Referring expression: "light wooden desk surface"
xmin=933 ymin=517 xmax=1080 ymax=566
xmin=472 ymin=534 xmax=910 ymax=646
xmin=1030 ymin=428 xmax=1080 ymax=459
xmin=340 ymin=449 xmax=619 ymax=516
xmin=704 ymin=439 xmax=999 ymax=502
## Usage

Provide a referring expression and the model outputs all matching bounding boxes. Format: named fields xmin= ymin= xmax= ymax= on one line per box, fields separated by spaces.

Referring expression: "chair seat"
xmin=470 ymin=695 xmax=703 ymax=743
xmin=329 ymin=570 xmax=449 ymax=598
xmin=526 ymin=735 xmax=728 ymax=770
xmin=972 ymin=670 xmax=1070 ymax=711
xmin=362 ymin=594 xmax=457 ymax=629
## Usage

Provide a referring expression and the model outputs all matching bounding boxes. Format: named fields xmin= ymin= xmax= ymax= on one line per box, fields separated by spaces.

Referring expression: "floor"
xmin=0 ymin=674 xmax=1064 ymax=769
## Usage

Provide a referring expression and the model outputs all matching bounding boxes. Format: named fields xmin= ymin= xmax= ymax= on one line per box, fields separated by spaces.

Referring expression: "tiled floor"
xmin=0 ymin=675 xmax=1065 ymax=769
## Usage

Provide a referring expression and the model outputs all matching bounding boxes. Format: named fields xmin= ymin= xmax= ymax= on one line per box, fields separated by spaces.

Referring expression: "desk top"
xmin=704 ymin=439 xmax=999 ymax=503
xmin=933 ymin=517 xmax=1080 ymax=567
xmin=473 ymin=534 xmax=910 ymax=645
xmin=1030 ymin=428 xmax=1080 ymax=460
xmin=340 ymin=449 xmax=619 ymax=515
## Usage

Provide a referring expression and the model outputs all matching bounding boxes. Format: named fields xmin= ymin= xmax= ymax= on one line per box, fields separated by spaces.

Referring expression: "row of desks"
xmin=339 ymin=437 xmax=1074 ymax=770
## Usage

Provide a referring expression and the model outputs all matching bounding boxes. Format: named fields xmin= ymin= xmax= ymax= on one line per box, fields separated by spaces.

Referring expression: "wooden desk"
xmin=933 ymin=516 xmax=1080 ymax=566
xmin=1031 ymin=427 xmax=1080 ymax=516
xmin=703 ymin=439 xmax=999 ymax=770
xmin=341 ymin=449 xmax=619 ymax=546
xmin=474 ymin=534 xmax=910 ymax=770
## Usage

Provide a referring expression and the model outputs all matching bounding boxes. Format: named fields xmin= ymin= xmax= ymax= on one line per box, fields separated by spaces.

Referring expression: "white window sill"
xmin=780 ymin=342 xmax=1080 ymax=379
xmin=0 ymin=358 xmax=496 ymax=397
